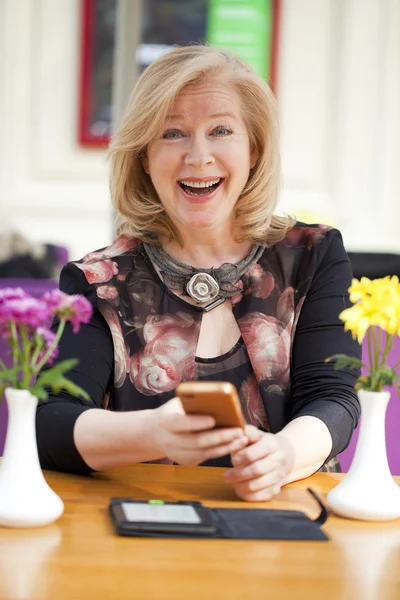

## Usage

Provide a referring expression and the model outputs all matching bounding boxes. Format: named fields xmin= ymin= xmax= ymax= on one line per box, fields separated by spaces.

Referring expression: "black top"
xmin=36 ymin=224 xmax=361 ymax=474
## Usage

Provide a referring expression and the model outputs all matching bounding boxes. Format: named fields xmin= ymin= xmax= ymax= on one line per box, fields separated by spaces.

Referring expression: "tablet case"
xmin=109 ymin=488 xmax=329 ymax=541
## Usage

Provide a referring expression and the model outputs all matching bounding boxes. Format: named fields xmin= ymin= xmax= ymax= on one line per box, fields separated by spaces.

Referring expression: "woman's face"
xmin=144 ymin=81 xmax=257 ymax=238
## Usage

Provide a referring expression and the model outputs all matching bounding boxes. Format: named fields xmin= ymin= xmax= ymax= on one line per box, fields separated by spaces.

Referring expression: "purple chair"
xmin=339 ymin=337 xmax=400 ymax=475
xmin=0 ymin=247 xmax=67 ymax=455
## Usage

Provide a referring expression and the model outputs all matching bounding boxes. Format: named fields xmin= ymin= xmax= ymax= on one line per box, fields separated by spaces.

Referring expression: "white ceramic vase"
xmin=0 ymin=388 xmax=64 ymax=527
xmin=328 ymin=389 xmax=400 ymax=521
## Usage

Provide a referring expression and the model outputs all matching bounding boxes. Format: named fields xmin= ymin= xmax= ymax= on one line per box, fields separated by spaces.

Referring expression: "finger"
xmin=231 ymin=433 xmax=276 ymax=467
xmin=166 ymin=412 xmax=216 ymax=433
xmin=225 ymin=454 xmax=281 ymax=484
xmin=243 ymin=425 xmax=264 ymax=444
xmin=235 ymin=484 xmax=282 ymax=503
xmin=233 ymin=472 xmax=283 ymax=497
xmin=202 ymin=434 xmax=249 ymax=461
xmin=192 ymin=427 xmax=247 ymax=450
xmin=174 ymin=434 xmax=249 ymax=466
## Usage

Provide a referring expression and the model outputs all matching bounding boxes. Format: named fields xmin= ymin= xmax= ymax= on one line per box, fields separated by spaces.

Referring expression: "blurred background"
xmin=0 ymin=0 xmax=399 ymax=274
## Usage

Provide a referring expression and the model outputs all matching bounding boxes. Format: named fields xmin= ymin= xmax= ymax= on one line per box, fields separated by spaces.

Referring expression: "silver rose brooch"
xmin=186 ymin=273 xmax=220 ymax=303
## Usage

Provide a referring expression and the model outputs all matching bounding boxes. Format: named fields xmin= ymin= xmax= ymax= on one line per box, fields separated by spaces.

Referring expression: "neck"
xmin=161 ymin=230 xmax=252 ymax=269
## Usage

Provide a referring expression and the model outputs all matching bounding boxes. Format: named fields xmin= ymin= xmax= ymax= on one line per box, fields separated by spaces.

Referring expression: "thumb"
xmin=163 ymin=397 xmax=185 ymax=415
xmin=244 ymin=425 xmax=264 ymax=444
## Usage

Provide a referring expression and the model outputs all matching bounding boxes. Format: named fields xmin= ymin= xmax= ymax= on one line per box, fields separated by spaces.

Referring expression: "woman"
xmin=37 ymin=46 xmax=361 ymax=502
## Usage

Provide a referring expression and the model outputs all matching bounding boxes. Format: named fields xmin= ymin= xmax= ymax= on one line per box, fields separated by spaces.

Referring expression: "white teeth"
xmin=180 ymin=178 xmax=221 ymax=188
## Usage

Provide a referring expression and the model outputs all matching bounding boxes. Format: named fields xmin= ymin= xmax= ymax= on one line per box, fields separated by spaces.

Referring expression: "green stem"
xmin=34 ymin=319 xmax=66 ymax=374
xmin=367 ymin=328 xmax=374 ymax=374
xmin=9 ymin=321 xmax=20 ymax=370
xmin=380 ymin=333 xmax=394 ymax=369
xmin=20 ymin=325 xmax=32 ymax=389
xmin=371 ymin=326 xmax=379 ymax=371
xmin=30 ymin=334 xmax=43 ymax=369
xmin=377 ymin=327 xmax=383 ymax=366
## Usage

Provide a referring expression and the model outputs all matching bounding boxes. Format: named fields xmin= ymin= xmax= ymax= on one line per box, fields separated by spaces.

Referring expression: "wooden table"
xmin=0 ymin=465 xmax=399 ymax=600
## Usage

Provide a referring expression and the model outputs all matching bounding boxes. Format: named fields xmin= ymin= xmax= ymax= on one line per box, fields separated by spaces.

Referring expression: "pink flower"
xmin=43 ymin=289 xmax=93 ymax=333
xmin=276 ymin=288 xmax=306 ymax=340
xmin=245 ymin=265 xmax=275 ymax=299
xmin=277 ymin=287 xmax=295 ymax=329
xmin=36 ymin=327 xmax=58 ymax=364
xmin=238 ymin=312 xmax=291 ymax=385
xmin=82 ymin=235 xmax=140 ymax=264
xmin=100 ymin=305 xmax=130 ymax=387
xmin=130 ymin=313 xmax=199 ymax=395
xmin=96 ymin=285 xmax=119 ymax=300
xmin=0 ymin=288 xmax=28 ymax=304
xmin=240 ymin=375 xmax=269 ymax=430
xmin=0 ymin=297 xmax=50 ymax=330
xmin=74 ymin=259 xmax=118 ymax=284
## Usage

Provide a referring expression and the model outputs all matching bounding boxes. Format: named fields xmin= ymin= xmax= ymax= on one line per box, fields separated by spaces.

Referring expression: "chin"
xmin=180 ymin=209 xmax=231 ymax=232
xmin=184 ymin=218 xmax=220 ymax=231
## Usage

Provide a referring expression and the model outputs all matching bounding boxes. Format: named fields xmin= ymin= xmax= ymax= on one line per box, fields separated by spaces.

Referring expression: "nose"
xmin=184 ymin=135 xmax=215 ymax=168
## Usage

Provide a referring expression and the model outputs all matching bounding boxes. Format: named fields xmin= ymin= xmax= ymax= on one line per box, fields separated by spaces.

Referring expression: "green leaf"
xmin=355 ymin=375 xmax=371 ymax=391
xmin=35 ymin=359 xmax=79 ymax=386
xmin=34 ymin=359 xmax=91 ymax=401
xmin=356 ymin=367 xmax=397 ymax=392
xmin=0 ymin=367 xmax=21 ymax=383
xmin=373 ymin=368 xmax=396 ymax=387
xmin=33 ymin=376 xmax=90 ymax=401
xmin=30 ymin=385 xmax=49 ymax=401
xmin=325 ymin=354 xmax=362 ymax=371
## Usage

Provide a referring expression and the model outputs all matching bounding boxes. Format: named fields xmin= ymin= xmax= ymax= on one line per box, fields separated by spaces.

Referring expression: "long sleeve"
xmin=289 ymin=229 xmax=361 ymax=460
xmin=36 ymin=263 xmax=114 ymax=474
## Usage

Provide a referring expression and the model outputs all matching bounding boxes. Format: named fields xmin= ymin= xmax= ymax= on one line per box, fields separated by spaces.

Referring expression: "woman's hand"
xmin=150 ymin=397 xmax=249 ymax=466
xmin=224 ymin=426 xmax=295 ymax=502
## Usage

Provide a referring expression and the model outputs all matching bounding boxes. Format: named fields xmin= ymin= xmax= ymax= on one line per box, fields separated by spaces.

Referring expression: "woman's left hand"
xmin=224 ymin=425 xmax=295 ymax=502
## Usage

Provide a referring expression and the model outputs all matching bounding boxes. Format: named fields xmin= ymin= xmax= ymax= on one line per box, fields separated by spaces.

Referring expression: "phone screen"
xmin=121 ymin=503 xmax=202 ymax=524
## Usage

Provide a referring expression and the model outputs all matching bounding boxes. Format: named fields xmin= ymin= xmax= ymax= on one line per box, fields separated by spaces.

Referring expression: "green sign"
xmin=207 ymin=0 xmax=273 ymax=80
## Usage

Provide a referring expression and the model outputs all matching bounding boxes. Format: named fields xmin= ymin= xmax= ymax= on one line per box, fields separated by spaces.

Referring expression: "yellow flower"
xmin=342 ymin=276 xmax=400 ymax=340
xmin=339 ymin=304 xmax=370 ymax=343
xmin=332 ymin=276 xmax=400 ymax=392
xmin=348 ymin=277 xmax=372 ymax=303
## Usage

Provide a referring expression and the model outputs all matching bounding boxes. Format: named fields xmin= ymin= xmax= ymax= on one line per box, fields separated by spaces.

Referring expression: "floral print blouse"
xmin=36 ymin=223 xmax=361 ymax=474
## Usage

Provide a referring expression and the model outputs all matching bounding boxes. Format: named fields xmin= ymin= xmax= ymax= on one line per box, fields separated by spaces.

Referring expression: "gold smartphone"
xmin=176 ymin=381 xmax=246 ymax=429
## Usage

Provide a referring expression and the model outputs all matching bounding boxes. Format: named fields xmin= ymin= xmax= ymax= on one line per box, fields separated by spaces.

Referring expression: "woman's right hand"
xmin=149 ymin=398 xmax=249 ymax=466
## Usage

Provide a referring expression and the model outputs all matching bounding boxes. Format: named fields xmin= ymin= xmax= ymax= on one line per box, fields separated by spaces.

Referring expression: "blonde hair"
xmin=109 ymin=45 xmax=294 ymax=246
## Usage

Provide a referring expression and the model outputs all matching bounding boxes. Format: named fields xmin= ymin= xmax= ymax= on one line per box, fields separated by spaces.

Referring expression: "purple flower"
xmin=36 ymin=327 xmax=59 ymax=365
xmin=42 ymin=289 xmax=93 ymax=333
xmin=0 ymin=297 xmax=50 ymax=329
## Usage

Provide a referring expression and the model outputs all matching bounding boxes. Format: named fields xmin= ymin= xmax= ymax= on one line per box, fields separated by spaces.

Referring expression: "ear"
xmin=141 ymin=153 xmax=149 ymax=174
xmin=250 ymin=146 xmax=258 ymax=169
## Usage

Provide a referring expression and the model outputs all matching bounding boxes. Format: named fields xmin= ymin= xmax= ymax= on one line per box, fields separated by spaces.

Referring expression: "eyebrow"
xmin=166 ymin=112 xmax=237 ymax=120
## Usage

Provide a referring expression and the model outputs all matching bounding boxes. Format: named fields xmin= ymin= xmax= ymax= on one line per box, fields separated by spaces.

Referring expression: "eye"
xmin=162 ymin=129 xmax=183 ymax=140
xmin=212 ymin=126 xmax=233 ymax=137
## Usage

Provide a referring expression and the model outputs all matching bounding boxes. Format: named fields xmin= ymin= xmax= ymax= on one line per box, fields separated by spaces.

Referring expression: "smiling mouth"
xmin=178 ymin=178 xmax=224 ymax=196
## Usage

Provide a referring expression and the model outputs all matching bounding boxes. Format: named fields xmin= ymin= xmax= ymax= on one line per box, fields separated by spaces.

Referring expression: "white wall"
xmin=0 ymin=0 xmax=399 ymax=259
xmin=0 ymin=0 xmax=112 ymax=261
xmin=278 ymin=0 xmax=400 ymax=252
